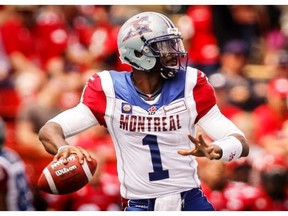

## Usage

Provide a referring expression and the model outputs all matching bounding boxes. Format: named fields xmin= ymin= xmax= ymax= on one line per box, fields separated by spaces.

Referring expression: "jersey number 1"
xmin=143 ymin=135 xmax=169 ymax=181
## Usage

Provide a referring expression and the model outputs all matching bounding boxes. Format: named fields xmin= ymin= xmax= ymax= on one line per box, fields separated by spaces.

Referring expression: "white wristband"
xmin=212 ymin=136 xmax=243 ymax=162
xmin=57 ymin=145 xmax=70 ymax=153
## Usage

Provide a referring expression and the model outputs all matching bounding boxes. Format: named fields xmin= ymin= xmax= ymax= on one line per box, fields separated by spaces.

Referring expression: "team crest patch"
xmin=148 ymin=106 xmax=157 ymax=115
xmin=122 ymin=16 xmax=152 ymax=42
xmin=122 ymin=103 xmax=132 ymax=114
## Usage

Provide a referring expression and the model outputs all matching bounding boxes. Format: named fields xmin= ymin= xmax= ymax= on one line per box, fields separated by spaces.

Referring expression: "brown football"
xmin=37 ymin=154 xmax=97 ymax=194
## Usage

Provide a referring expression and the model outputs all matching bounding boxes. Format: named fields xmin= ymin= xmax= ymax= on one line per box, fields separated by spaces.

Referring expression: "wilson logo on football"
xmin=55 ymin=165 xmax=77 ymax=176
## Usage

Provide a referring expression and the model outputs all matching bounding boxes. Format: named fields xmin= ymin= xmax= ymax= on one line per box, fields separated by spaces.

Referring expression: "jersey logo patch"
xmin=122 ymin=103 xmax=132 ymax=114
xmin=148 ymin=106 xmax=157 ymax=115
xmin=163 ymin=100 xmax=187 ymax=115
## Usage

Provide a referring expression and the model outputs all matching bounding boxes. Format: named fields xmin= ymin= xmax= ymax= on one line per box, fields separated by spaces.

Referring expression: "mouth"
xmin=161 ymin=54 xmax=178 ymax=67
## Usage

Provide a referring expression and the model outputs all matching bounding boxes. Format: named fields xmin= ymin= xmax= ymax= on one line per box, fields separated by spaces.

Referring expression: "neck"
xmin=132 ymin=70 xmax=164 ymax=95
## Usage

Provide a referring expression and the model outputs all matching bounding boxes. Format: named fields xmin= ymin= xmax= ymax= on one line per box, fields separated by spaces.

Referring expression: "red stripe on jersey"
xmin=193 ymin=70 xmax=216 ymax=123
xmin=82 ymin=74 xmax=107 ymax=127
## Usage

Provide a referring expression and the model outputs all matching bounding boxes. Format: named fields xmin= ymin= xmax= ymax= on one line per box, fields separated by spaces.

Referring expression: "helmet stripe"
xmin=153 ymin=12 xmax=174 ymax=28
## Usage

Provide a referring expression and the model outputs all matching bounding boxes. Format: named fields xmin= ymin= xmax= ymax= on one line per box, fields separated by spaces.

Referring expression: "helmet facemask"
xmin=145 ymin=34 xmax=188 ymax=79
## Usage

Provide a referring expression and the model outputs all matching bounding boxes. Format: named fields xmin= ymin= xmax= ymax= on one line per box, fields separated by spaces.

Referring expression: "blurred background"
xmin=0 ymin=5 xmax=288 ymax=211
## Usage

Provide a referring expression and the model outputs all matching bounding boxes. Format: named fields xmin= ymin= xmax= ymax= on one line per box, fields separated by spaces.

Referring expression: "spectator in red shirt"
xmin=1 ymin=6 xmax=70 ymax=77
xmin=198 ymin=158 xmax=267 ymax=211
xmin=253 ymin=152 xmax=288 ymax=210
xmin=181 ymin=5 xmax=219 ymax=76
xmin=252 ymin=78 xmax=288 ymax=152
xmin=0 ymin=6 xmax=43 ymax=75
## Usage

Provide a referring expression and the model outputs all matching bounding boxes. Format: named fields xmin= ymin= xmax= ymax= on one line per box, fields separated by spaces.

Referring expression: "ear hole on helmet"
xmin=134 ymin=50 xmax=143 ymax=58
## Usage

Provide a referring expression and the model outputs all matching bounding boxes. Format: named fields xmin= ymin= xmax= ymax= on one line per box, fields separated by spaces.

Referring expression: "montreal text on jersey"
xmin=119 ymin=114 xmax=182 ymax=132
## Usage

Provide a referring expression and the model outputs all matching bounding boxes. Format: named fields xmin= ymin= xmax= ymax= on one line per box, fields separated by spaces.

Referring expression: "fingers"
xmin=209 ymin=149 xmax=221 ymax=159
xmin=53 ymin=152 xmax=65 ymax=163
xmin=188 ymin=133 xmax=207 ymax=147
xmin=188 ymin=134 xmax=199 ymax=144
xmin=181 ymin=134 xmax=223 ymax=160
xmin=203 ymin=146 xmax=214 ymax=160
xmin=198 ymin=134 xmax=209 ymax=148
xmin=53 ymin=146 xmax=92 ymax=164
xmin=177 ymin=149 xmax=194 ymax=156
xmin=73 ymin=147 xmax=92 ymax=164
xmin=53 ymin=150 xmax=70 ymax=164
xmin=183 ymin=134 xmax=215 ymax=159
xmin=82 ymin=149 xmax=92 ymax=162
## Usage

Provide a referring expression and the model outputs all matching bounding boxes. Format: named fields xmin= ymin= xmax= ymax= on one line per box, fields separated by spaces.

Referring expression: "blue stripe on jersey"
xmin=108 ymin=71 xmax=185 ymax=111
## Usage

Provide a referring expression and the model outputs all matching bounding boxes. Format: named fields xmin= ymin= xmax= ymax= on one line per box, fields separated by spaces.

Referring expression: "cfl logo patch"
xmin=122 ymin=103 xmax=132 ymax=114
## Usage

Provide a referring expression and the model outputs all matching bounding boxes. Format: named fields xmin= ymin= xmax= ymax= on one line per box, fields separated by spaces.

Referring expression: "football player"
xmin=39 ymin=11 xmax=249 ymax=211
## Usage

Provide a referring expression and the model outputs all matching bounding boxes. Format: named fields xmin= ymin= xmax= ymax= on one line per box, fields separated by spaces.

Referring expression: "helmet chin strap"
xmin=147 ymin=57 xmax=177 ymax=79
xmin=160 ymin=68 xmax=176 ymax=79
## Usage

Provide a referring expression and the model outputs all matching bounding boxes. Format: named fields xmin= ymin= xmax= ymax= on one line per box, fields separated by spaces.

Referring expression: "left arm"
xmin=178 ymin=105 xmax=249 ymax=160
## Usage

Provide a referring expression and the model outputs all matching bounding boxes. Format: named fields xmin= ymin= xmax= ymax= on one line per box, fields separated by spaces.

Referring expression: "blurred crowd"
xmin=0 ymin=5 xmax=288 ymax=211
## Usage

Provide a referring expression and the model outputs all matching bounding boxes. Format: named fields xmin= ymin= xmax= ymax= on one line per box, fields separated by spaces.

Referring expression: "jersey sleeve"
xmin=198 ymin=105 xmax=245 ymax=141
xmin=81 ymin=73 xmax=107 ymax=126
xmin=194 ymin=70 xmax=216 ymax=123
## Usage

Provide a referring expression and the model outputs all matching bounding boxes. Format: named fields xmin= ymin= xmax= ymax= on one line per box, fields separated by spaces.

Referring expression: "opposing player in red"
xmin=38 ymin=11 xmax=249 ymax=211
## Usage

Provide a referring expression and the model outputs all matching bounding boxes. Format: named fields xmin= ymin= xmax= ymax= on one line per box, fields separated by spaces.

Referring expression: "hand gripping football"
xmin=38 ymin=154 xmax=97 ymax=194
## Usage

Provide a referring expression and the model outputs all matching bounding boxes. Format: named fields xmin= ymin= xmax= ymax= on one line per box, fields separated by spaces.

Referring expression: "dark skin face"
xmin=131 ymin=54 xmax=177 ymax=95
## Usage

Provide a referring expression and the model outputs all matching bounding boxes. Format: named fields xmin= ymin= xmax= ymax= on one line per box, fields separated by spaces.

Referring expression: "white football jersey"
xmin=51 ymin=66 xmax=244 ymax=199
xmin=80 ymin=67 xmax=216 ymax=199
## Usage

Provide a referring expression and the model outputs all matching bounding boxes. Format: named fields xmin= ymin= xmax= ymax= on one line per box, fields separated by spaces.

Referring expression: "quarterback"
xmin=39 ymin=11 xmax=249 ymax=211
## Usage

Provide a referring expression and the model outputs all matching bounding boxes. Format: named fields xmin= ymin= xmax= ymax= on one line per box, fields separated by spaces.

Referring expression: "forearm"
xmin=231 ymin=133 xmax=249 ymax=157
xmin=198 ymin=106 xmax=249 ymax=160
xmin=38 ymin=122 xmax=68 ymax=155
xmin=38 ymin=103 xmax=98 ymax=155
xmin=211 ymin=133 xmax=249 ymax=161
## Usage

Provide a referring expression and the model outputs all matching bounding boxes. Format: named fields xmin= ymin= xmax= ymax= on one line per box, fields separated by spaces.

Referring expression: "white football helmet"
xmin=117 ymin=11 xmax=188 ymax=79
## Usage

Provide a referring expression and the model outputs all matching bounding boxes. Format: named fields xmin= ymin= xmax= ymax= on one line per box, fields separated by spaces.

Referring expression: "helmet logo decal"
xmin=167 ymin=27 xmax=179 ymax=35
xmin=122 ymin=16 xmax=152 ymax=42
